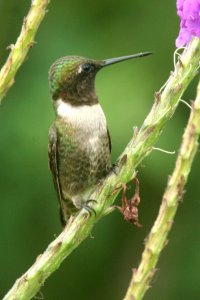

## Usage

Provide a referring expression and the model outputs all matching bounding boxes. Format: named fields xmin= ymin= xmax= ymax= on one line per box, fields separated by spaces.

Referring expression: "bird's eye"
xmin=82 ymin=63 xmax=93 ymax=73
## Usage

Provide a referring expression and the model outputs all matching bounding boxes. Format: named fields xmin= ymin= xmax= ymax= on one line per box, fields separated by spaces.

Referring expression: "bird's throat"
xmin=55 ymin=99 xmax=107 ymax=135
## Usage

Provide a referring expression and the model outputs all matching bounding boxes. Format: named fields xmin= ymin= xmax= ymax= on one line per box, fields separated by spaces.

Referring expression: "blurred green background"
xmin=1 ymin=1 xmax=200 ymax=299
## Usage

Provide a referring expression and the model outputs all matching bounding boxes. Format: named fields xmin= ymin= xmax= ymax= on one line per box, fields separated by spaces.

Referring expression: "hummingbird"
xmin=48 ymin=52 xmax=151 ymax=226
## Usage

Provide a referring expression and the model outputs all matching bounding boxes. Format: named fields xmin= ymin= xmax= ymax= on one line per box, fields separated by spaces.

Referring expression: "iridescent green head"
xmin=49 ymin=52 xmax=151 ymax=106
xmin=49 ymin=56 xmax=102 ymax=105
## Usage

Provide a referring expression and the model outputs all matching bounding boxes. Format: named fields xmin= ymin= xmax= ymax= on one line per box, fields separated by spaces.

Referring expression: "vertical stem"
xmin=123 ymin=80 xmax=200 ymax=300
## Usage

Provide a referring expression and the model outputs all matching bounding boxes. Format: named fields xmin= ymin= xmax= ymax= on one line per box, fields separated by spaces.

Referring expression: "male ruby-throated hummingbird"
xmin=48 ymin=52 xmax=151 ymax=226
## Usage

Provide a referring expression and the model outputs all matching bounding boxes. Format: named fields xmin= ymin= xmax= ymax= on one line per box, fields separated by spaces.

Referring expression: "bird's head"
xmin=49 ymin=53 xmax=151 ymax=106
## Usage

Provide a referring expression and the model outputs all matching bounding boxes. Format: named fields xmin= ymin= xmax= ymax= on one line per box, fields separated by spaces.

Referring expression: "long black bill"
xmin=102 ymin=52 xmax=152 ymax=67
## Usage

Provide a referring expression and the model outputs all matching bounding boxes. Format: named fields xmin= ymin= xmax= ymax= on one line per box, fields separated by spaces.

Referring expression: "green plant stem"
xmin=3 ymin=38 xmax=200 ymax=300
xmin=123 ymin=68 xmax=200 ymax=300
xmin=0 ymin=0 xmax=50 ymax=104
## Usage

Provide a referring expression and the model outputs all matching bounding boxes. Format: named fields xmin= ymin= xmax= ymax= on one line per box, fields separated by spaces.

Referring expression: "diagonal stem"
xmin=0 ymin=0 xmax=50 ymax=104
xmin=3 ymin=38 xmax=200 ymax=300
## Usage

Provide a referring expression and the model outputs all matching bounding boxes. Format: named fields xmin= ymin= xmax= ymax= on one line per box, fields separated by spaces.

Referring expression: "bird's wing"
xmin=107 ymin=128 xmax=112 ymax=153
xmin=48 ymin=123 xmax=75 ymax=226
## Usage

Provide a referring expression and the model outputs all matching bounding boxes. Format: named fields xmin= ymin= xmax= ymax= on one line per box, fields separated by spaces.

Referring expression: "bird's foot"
xmin=81 ymin=199 xmax=97 ymax=217
xmin=110 ymin=155 xmax=128 ymax=176
xmin=110 ymin=163 xmax=119 ymax=175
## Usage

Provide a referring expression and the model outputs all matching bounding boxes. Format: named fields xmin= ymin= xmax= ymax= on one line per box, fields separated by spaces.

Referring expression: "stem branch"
xmin=0 ymin=0 xmax=50 ymax=104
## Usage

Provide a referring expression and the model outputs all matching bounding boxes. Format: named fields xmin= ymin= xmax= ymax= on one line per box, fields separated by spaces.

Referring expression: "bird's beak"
xmin=101 ymin=52 xmax=152 ymax=67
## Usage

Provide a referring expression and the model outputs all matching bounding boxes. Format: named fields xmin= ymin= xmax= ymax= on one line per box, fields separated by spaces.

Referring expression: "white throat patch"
xmin=55 ymin=99 xmax=107 ymax=134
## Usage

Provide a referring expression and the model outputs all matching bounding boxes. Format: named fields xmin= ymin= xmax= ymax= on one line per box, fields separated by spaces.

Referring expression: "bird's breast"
xmin=54 ymin=100 xmax=111 ymax=199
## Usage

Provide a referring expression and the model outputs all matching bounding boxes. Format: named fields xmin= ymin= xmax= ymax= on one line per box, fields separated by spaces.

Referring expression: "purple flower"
xmin=176 ymin=0 xmax=200 ymax=47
